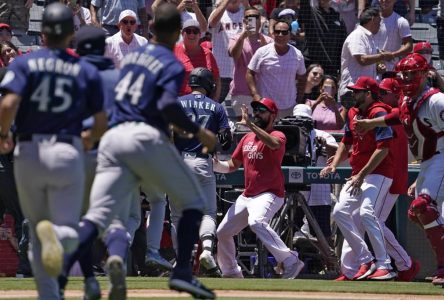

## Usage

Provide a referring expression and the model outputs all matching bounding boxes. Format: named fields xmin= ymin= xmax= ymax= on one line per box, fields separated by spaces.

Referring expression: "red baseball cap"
xmin=0 ymin=23 xmax=11 ymax=31
xmin=379 ymin=78 xmax=401 ymax=95
xmin=251 ymin=98 xmax=278 ymax=114
xmin=347 ymin=76 xmax=379 ymax=95
xmin=413 ymin=41 xmax=432 ymax=53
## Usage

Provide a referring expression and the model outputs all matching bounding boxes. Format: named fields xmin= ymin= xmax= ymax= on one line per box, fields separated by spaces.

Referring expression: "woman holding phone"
xmin=306 ymin=75 xmax=346 ymax=130
xmin=303 ymin=64 xmax=324 ymax=103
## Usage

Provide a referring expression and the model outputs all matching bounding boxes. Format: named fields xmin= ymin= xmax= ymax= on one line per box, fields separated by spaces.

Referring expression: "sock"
xmin=104 ymin=227 xmax=130 ymax=261
xmin=175 ymin=209 xmax=203 ymax=274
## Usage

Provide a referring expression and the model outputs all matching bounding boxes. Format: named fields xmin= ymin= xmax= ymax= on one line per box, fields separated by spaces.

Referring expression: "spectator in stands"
xmin=104 ymin=10 xmax=148 ymax=68
xmin=275 ymin=9 xmax=301 ymax=48
xmin=247 ymin=20 xmax=306 ymax=118
xmin=330 ymin=0 xmax=358 ymax=34
xmin=306 ymin=75 xmax=346 ymax=130
xmin=0 ymin=0 xmax=33 ymax=35
xmin=152 ymin=0 xmax=208 ymax=33
xmin=0 ymin=41 xmax=19 ymax=67
xmin=90 ymin=0 xmax=149 ymax=37
xmin=208 ymin=0 xmax=246 ymax=102
xmin=374 ymin=0 xmax=413 ymax=73
xmin=175 ymin=19 xmax=221 ymax=98
xmin=298 ymin=0 xmax=347 ymax=76
xmin=414 ymin=41 xmax=444 ymax=91
xmin=0 ymin=24 xmax=12 ymax=43
xmin=303 ymin=64 xmax=324 ymax=102
xmin=269 ymin=0 xmax=300 ymax=35
xmin=62 ymin=0 xmax=92 ymax=32
xmin=228 ymin=6 xmax=273 ymax=119
xmin=369 ymin=0 xmax=416 ymax=25
xmin=338 ymin=7 xmax=391 ymax=109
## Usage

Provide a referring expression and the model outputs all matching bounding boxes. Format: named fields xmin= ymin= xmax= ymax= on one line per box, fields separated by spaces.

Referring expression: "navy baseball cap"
xmin=75 ymin=25 xmax=106 ymax=56
xmin=251 ymin=98 xmax=278 ymax=114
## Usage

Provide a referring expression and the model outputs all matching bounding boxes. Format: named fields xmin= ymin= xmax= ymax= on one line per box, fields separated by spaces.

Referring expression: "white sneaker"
xmin=105 ymin=255 xmax=126 ymax=300
xmin=282 ymin=256 xmax=305 ymax=279
xmin=199 ymin=251 xmax=222 ymax=277
xmin=36 ymin=220 xmax=63 ymax=277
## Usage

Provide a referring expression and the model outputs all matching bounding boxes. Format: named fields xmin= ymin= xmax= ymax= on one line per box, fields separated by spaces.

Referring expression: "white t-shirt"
xmin=248 ymin=43 xmax=306 ymax=110
xmin=209 ymin=8 xmax=244 ymax=78
xmin=374 ymin=12 xmax=411 ymax=71
xmin=104 ymin=32 xmax=148 ymax=68
xmin=339 ymin=25 xmax=377 ymax=97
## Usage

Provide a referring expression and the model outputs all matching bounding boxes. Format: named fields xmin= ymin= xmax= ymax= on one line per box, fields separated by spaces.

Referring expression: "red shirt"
xmin=342 ymin=102 xmax=394 ymax=179
xmin=174 ymin=43 xmax=220 ymax=96
xmin=232 ymin=131 xmax=286 ymax=197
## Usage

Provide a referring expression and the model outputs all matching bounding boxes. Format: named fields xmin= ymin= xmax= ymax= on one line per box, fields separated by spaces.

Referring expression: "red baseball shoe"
xmin=352 ymin=261 xmax=376 ymax=280
xmin=368 ymin=269 xmax=397 ymax=280
xmin=335 ymin=274 xmax=351 ymax=281
xmin=397 ymin=259 xmax=421 ymax=282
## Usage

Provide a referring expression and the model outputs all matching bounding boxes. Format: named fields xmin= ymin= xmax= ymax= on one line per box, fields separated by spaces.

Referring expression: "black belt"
xmin=18 ymin=134 xmax=75 ymax=145
xmin=182 ymin=151 xmax=210 ymax=159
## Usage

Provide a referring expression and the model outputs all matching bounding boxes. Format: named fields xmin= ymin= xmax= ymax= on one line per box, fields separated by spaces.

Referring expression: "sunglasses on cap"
xmin=253 ymin=106 xmax=269 ymax=113
xmin=274 ymin=29 xmax=290 ymax=36
xmin=244 ymin=14 xmax=260 ymax=19
xmin=121 ymin=19 xmax=136 ymax=25
xmin=183 ymin=28 xmax=200 ymax=35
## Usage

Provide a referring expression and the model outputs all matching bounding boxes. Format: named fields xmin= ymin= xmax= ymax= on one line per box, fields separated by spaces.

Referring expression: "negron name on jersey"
xmin=27 ymin=58 xmax=81 ymax=77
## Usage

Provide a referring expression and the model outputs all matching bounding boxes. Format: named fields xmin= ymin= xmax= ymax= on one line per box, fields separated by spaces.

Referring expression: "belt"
xmin=182 ymin=151 xmax=211 ymax=159
xmin=18 ymin=134 xmax=75 ymax=145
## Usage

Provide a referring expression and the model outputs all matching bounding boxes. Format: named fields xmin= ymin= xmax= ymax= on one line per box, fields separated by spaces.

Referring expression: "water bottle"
xmin=291 ymin=20 xmax=299 ymax=34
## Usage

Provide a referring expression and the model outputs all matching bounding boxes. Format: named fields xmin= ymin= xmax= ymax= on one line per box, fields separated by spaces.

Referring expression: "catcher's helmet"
xmin=188 ymin=67 xmax=216 ymax=96
xmin=42 ymin=3 xmax=74 ymax=38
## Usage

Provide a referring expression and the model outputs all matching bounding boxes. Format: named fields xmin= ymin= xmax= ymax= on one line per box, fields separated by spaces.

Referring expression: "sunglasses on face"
xmin=244 ymin=14 xmax=260 ymax=19
xmin=312 ymin=72 xmax=323 ymax=77
xmin=184 ymin=28 xmax=200 ymax=35
xmin=253 ymin=106 xmax=269 ymax=113
xmin=274 ymin=29 xmax=290 ymax=36
xmin=121 ymin=19 xmax=136 ymax=25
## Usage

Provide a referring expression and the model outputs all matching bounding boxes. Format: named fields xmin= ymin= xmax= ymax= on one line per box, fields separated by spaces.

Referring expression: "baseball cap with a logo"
xmin=75 ymin=25 xmax=106 ymax=56
xmin=413 ymin=41 xmax=432 ymax=54
xmin=251 ymin=98 xmax=278 ymax=114
xmin=347 ymin=76 xmax=379 ymax=95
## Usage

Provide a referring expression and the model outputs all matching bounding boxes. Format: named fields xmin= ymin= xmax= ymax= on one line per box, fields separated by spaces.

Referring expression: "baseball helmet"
xmin=394 ymin=53 xmax=429 ymax=96
xmin=42 ymin=3 xmax=74 ymax=38
xmin=188 ymin=67 xmax=216 ymax=96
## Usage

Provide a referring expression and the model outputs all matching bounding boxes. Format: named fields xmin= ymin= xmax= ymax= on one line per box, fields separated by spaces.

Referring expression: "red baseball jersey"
xmin=342 ymin=101 xmax=394 ymax=178
xmin=232 ymin=130 xmax=286 ymax=197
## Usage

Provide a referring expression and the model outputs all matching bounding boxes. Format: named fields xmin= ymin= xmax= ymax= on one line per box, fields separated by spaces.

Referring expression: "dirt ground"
xmin=1 ymin=289 xmax=444 ymax=299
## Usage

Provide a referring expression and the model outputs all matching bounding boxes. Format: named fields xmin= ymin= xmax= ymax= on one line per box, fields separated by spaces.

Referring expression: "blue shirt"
xmin=0 ymin=48 xmax=104 ymax=136
xmin=175 ymin=93 xmax=229 ymax=153
xmin=110 ymin=43 xmax=184 ymax=133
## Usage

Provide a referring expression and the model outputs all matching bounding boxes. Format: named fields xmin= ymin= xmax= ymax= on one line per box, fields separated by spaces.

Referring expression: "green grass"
xmin=1 ymin=277 xmax=444 ymax=296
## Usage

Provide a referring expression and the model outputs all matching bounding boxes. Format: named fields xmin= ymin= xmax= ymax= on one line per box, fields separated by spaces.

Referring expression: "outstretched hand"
xmin=236 ymin=104 xmax=252 ymax=128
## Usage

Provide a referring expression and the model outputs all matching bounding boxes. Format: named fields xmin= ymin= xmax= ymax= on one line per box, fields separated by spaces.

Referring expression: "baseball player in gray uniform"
xmin=171 ymin=67 xmax=232 ymax=276
xmin=0 ymin=3 xmax=107 ymax=300
xmin=61 ymin=4 xmax=217 ymax=300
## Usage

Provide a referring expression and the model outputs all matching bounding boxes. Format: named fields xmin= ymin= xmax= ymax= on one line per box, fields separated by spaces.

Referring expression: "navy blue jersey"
xmin=110 ymin=44 xmax=184 ymax=133
xmin=0 ymin=48 xmax=104 ymax=136
xmin=175 ymin=93 xmax=230 ymax=153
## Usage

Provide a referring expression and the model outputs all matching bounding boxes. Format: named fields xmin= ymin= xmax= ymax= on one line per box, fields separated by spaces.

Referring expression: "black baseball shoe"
xmin=169 ymin=276 xmax=216 ymax=299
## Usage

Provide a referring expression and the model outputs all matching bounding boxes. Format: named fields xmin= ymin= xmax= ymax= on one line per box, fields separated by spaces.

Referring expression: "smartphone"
xmin=247 ymin=16 xmax=256 ymax=33
xmin=324 ymin=84 xmax=333 ymax=96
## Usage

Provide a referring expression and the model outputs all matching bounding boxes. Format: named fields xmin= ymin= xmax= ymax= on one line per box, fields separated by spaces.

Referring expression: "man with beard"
xmin=213 ymin=98 xmax=305 ymax=279
xmin=321 ymin=76 xmax=396 ymax=280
